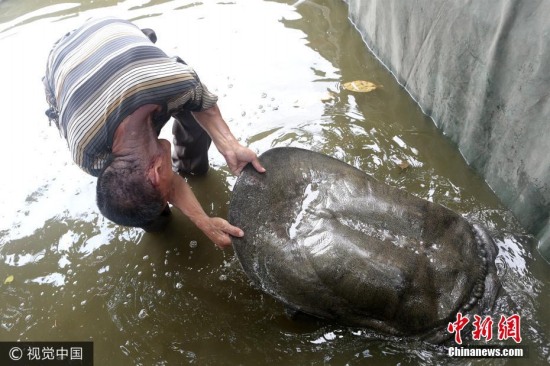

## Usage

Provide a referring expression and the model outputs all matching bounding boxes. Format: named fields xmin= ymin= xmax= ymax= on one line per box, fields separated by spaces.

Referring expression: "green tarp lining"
xmin=345 ymin=0 xmax=550 ymax=262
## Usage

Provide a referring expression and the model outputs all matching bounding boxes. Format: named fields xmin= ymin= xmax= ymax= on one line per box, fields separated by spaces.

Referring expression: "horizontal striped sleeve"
xmin=166 ymin=64 xmax=219 ymax=113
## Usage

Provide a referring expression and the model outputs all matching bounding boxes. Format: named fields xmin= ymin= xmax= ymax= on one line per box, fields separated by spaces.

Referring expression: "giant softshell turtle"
xmin=229 ymin=147 xmax=503 ymax=342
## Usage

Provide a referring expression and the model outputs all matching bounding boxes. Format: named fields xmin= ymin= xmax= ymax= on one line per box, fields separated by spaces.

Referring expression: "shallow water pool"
xmin=0 ymin=0 xmax=548 ymax=364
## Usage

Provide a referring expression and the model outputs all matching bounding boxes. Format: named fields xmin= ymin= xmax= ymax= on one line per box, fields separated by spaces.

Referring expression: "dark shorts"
xmin=171 ymin=110 xmax=212 ymax=176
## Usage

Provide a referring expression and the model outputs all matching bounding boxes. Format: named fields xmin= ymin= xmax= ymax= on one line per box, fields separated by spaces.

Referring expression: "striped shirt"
xmin=43 ymin=17 xmax=218 ymax=176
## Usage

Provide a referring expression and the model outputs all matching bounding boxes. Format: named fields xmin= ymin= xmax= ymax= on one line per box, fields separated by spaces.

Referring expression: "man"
xmin=43 ymin=17 xmax=265 ymax=248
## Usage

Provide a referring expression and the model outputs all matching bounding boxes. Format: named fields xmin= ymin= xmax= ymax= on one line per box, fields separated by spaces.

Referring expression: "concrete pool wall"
xmin=344 ymin=0 xmax=550 ymax=262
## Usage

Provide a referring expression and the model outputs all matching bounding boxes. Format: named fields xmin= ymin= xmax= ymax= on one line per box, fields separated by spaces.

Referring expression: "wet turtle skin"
xmin=229 ymin=147 xmax=501 ymax=342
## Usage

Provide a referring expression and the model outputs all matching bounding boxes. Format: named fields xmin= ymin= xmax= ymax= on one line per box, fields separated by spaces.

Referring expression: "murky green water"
xmin=0 ymin=0 xmax=548 ymax=364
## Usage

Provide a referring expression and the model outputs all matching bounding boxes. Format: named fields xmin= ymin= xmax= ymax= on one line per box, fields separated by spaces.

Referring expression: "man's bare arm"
xmin=192 ymin=104 xmax=266 ymax=175
xmin=168 ymin=172 xmax=242 ymax=248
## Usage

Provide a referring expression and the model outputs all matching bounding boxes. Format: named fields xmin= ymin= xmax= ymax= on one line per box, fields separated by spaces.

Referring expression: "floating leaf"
xmin=398 ymin=161 xmax=410 ymax=170
xmin=342 ymin=80 xmax=381 ymax=93
xmin=4 ymin=275 xmax=14 ymax=284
